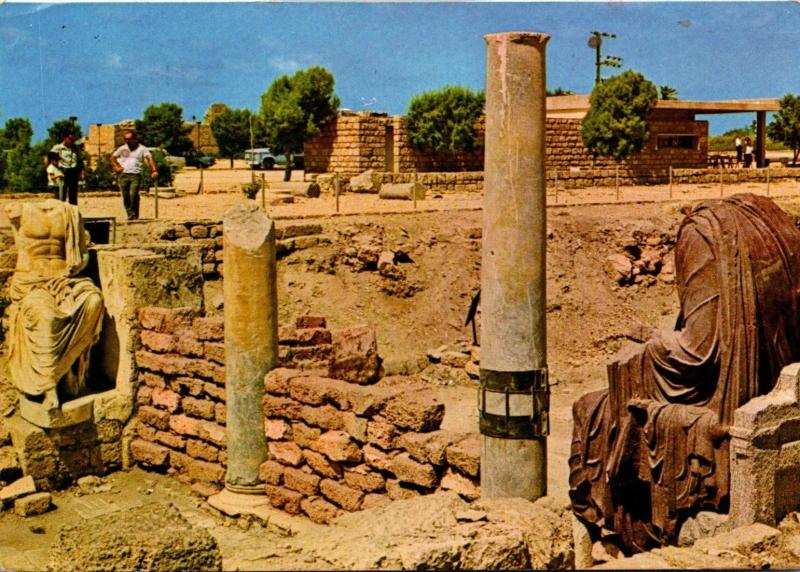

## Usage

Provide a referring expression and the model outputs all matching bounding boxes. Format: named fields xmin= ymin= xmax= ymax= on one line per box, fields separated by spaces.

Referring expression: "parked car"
xmin=185 ymin=150 xmax=216 ymax=169
xmin=244 ymin=148 xmax=286 ymax=170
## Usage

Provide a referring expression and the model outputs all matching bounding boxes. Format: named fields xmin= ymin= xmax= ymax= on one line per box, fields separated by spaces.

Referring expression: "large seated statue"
xmin=5 ymin=200 xmax=103 ymax=424
xmin=569 ymin=193 xmax=800 ymax=553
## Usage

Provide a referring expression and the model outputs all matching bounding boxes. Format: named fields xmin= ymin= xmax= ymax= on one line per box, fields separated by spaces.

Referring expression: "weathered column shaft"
xmin=480 ymin=31 xmax=550 ymax=501
xmin=223 ymin=204 xmax=278 ymax=492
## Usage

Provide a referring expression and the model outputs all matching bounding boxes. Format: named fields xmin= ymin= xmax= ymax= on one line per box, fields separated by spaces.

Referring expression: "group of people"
xmin=45 ymin=129 xmax=158 ymax=220
xmin=734 ymin=135 xmax=756 ymax=168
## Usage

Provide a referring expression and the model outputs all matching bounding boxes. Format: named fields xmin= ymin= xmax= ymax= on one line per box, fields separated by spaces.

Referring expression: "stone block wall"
xmin=304 ymin=112 xmax=391 ymax=176
xmin=261 ymin=368 xmax=480 ymax=523
xmin=393 ymin=116 xmax=485 ymax=174
xmin=546 ymin=118 xmax=708 ymax=175
xmin=2 ymin=416 xmax=125 ymax=492
xmin=305 ymin=111 xmax=710 ymax=179
xmin=129 ymin=308 xmax=481 ymax=519
xmin=143 ymin=220 xmax=329 ymax=281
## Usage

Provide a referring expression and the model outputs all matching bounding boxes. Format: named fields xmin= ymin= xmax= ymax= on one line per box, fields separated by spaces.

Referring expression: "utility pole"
xmin=588 ymin=31 xmax=622 ymax=85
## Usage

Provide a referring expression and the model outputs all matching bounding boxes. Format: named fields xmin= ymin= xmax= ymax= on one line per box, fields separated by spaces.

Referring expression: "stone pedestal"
xmin=730 ymin=362 xmax=800 ymax=527
xmin=480 ymin=31 xmax=550 ymax=501
xmin=222 ymin=204 xmax=277 ymax=492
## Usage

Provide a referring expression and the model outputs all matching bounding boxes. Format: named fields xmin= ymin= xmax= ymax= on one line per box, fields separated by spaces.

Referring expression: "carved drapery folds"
xmin=5 ymin=200 xmax=104 ymax=427
xmin=570 ymin=194 xmax=800 ymax=553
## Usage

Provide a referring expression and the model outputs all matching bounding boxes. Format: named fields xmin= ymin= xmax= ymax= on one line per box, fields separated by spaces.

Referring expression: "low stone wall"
xmin=131 ymin=220 xmax=329 ymax=280
xmin=130 ymin=308 xmax=481 ymax=521
xmin=554 ymin=165 xmax=800 ymax=189
xmin=311 ymin=166 xmax=800 ymax=195
xmin=377 ymin=172 xmax=484 ymax=194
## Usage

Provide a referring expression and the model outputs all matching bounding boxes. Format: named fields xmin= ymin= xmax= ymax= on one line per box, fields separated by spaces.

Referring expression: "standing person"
xmin=735 ymin=135 xmax=743 ymax=164
xmin=744 ymin=138 xmax=754 ymax=168
xmin=49 ymin=132 xmax=84 ymax=205
xmin=46 ymin=151 xmax=65 ymax=200
xmin=110 ymin=130 xmax=158 ymax=220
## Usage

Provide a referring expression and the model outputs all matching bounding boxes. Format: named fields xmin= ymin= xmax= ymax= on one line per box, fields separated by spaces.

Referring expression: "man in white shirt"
xmin=110 ymin=130 xmax=158 ymax=220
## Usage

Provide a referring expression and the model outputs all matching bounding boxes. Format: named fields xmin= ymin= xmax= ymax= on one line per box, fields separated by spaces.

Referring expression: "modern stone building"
xmin=304 ymin=96 xmax=781 ymax=179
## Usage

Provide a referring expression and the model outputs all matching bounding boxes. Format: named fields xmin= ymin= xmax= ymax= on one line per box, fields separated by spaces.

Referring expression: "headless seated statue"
xmin=5 ymin=200 xmax=103 ymax=423
xmin=569 ymin=193 xmax=800 ymax=553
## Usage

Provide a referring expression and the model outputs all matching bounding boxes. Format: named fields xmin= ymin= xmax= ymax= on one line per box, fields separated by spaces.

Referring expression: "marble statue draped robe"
xmin=6 ymin=200 xmax=103 ymax=404
xmin=569 ymin=193 xmax=800 ymax=552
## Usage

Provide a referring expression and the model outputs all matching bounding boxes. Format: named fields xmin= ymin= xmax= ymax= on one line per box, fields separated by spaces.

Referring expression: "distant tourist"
xmin=46 ymin=151 xmax=65 ymax=200
xmin=735 ymin=135 xmax=743 ymax=163
xmin=110 ymin=130 xmax=158 ymax=220
xmin=744 ymin=138 xmax=754 ymax=168
xmin=49 ymin=132 xmax=84 ymax=205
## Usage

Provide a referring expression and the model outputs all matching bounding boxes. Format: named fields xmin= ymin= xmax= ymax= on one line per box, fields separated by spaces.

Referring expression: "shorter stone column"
xmin=223 ymin=204 xmax=278 ymax=492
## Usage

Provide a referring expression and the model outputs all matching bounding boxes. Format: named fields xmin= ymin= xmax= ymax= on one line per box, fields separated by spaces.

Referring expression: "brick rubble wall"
xmin=130 ymin=308 xmax=481 ymax=517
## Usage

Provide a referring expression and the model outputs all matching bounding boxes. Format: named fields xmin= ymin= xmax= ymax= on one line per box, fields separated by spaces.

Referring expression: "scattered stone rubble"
xmin=594 ymin=515 xmax=800 ymax=569
xmin=297 ymin=491 xmax=573 ymax=570
xmin=421 ymin=341 xmax=480 ymax=386
xmin=326 ymin=223 xmax=420 ymax=297
xmin=0 ymin=474 xmax=52 ymax=517
xmin=604 ymin=222 xmax=676 ymax=286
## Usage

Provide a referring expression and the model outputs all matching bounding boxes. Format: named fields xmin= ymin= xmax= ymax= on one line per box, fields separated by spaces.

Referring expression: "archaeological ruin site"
xmin=5 ymin=29 xmax=800 ymax=572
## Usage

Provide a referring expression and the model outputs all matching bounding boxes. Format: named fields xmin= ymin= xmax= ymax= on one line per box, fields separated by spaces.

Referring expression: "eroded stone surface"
xmin=47 ymin=502 xmax=222 ymax=571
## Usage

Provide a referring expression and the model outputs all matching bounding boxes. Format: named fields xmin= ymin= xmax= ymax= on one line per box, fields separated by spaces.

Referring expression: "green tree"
xmin=406 ymin=86 xmax=485 ymax=153
xmin=260 ymin=66 xmax=340 ymax=180
xmin=581 ymin=70 xmax=658 ymax=161
xmin=658 ymin=85 xmax=679 ymax=100
xmin=547 ymin=87 xmax=576 ymax=96
xmin=210 ymin=108 xmax=254 ymax=168
xmin=135 ymin=103 xmax=193 ymax=156
xmin=0 ymin=117 xmax=45 ymax=193
xmin=768 ymin=94 xmax=800 ymax=166
xmin=84 ymin=154 xmax=117 ymax=190
xmin=47 ymin=116 xmax=83 ymax=145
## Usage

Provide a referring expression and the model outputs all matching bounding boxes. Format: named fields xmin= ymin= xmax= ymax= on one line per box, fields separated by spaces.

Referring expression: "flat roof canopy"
xmin=546 ymin=95 xmax=781 ymax=118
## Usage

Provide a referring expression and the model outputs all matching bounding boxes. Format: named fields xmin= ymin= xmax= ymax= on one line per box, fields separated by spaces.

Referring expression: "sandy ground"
xmin=1 ymin=159 xmax=799 ymax=226
xmin=3 ymin=171 xmax=800 ymax=569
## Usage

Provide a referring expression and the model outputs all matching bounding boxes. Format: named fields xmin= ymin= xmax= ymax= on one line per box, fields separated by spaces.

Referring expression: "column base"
xmin=225 ymin=482 xmax=266 ymax=495
xmin=207 ymin=488 xmax=303 ymax=536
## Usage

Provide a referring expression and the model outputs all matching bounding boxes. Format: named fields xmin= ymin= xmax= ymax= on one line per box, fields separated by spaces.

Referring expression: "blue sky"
xmin=1 ymin=2 xmax=799 ymax=140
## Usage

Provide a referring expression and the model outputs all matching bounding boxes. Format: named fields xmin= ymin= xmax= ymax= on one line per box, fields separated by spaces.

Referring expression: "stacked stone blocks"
xmin=130 ymin=307 xmax=481 ymax=516
xmin=262 ymin=365 xmax=480 ymax=523
xmin=151 ymin=220 xmax=328 ymax=280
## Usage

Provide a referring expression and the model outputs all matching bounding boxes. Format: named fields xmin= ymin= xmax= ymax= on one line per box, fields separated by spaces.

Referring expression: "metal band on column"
xmin=479 ymin=369 xmax=550 ymax=439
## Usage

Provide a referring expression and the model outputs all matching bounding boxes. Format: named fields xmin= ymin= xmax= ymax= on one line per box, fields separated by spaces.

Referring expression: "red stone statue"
xmin=569 ymin=193 xmax=800 ymax=552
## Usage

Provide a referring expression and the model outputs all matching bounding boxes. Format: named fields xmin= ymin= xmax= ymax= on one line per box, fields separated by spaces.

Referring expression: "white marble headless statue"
xmin=5 ymin=200 xmax=103 ymax=415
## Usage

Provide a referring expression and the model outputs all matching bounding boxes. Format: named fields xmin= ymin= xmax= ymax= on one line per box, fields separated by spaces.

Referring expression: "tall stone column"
xmin=223 ymin=203 xmax=278 ymax=492
xmin=480 ymin=31 xmax=550 ymax=500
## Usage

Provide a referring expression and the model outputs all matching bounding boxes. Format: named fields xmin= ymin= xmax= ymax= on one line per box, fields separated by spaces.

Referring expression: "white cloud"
xmin=106 ymin=53 xmax=122 ymax=68
xmin=268 ymin=56 xmax=301 ymax=73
